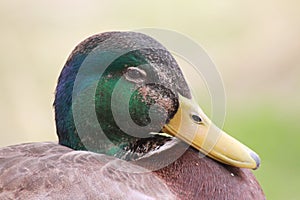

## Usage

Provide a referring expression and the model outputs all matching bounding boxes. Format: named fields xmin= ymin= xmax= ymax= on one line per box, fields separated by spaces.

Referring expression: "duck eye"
xmin=191 ymin=114 xmax=202 ymax=124
xmin=125 ymin=67 xmax=147 ymax=83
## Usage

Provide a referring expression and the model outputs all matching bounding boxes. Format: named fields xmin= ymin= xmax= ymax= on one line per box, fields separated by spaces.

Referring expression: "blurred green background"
xmin=0 ymin=1 xmax=299 ymax=199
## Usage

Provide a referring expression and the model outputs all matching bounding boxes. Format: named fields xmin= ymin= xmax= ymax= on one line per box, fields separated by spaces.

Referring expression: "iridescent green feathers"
xmin=54 ymin=32 xmax=190 ymax=159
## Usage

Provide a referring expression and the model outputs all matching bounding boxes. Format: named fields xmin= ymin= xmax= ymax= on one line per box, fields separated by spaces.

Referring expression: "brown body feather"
xmin=0 ymin=143 xmax=264 ymax=200
xmin=155 ymin=148 xmax=265 ymax=200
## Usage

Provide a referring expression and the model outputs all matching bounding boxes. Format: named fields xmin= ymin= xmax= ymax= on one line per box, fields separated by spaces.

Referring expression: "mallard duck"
xmin=0 ymin=31 xmax=265 ymax=199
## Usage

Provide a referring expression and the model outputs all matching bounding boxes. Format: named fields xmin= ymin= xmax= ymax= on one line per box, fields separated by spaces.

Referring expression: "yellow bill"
xmin=162 ymin=95 xmax=260 ymax=169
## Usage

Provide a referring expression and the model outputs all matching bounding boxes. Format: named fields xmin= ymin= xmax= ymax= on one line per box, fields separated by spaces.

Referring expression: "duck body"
xmin=0 ymin=143 xmax=264 ymax=200
xmin=0 ymin=31 xmax=265 ymax=199
xmin=0 ymin=142 xmax=176 ymax=199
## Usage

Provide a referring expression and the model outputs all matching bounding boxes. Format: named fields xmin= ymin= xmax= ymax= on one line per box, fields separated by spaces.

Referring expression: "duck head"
xmin=54 ymin=31 xmax=260 ymax=169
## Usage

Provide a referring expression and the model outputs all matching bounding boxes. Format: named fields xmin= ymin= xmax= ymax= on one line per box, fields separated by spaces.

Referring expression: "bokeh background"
xmin=1 ymin=1 xmax=299 ymax=199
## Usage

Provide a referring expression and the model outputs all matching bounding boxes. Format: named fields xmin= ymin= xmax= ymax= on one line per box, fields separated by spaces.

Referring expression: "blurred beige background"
xmin=0 ymin=1 xmax=299 ymax=199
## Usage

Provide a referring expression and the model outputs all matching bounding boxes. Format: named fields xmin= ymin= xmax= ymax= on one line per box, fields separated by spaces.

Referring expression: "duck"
xmin=0 ymin=31 xmax=265 ymax=200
